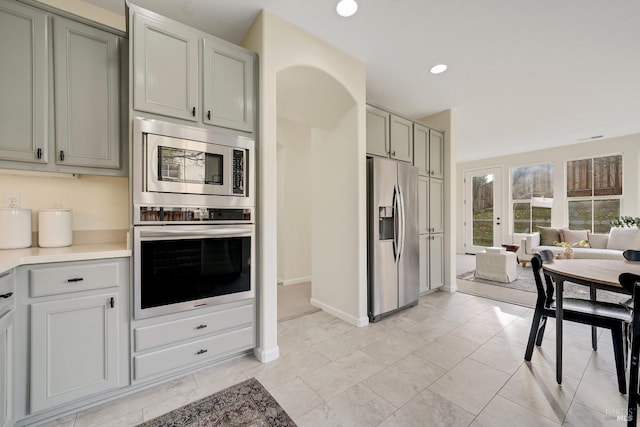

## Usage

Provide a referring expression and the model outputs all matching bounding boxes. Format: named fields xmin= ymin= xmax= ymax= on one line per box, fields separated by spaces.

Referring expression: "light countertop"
xmin=0 ymin=243 xmax=131 ymax=275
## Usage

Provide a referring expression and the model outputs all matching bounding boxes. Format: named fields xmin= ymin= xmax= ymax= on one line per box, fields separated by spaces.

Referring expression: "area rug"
xmin=138 ymin=378 xmax=296 ymax=427
xmin=457 ymin=264 xmax=627 ymax=304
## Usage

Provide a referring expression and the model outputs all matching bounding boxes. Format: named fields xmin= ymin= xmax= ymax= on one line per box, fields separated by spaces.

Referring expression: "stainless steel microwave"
xmin=132 ymin=118 xmax=255 ymax=211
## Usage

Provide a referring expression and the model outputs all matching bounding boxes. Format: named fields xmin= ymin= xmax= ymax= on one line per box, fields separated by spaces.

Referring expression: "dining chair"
xmin=524 ymin=250 xmax=631 ymax=393
xmin=624 ymin=250 xmax=640 ymax=262
xmin=619 ymin=272 xmax=640 ymax=427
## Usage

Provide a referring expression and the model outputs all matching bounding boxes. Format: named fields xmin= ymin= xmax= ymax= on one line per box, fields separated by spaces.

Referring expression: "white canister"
xmin=39 ymin=209 xmax=72 ymax=248
xmin=0 ymin=208 xmax=32 ymax=249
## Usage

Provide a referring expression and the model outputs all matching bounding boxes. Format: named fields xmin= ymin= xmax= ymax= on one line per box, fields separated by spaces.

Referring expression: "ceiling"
xmin=85 ymin=0 xmax=640 ymax=162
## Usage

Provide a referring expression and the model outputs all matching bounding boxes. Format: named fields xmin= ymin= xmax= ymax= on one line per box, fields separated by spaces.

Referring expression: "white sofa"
xmin=516 ymin=232 xmax=623 ymax=267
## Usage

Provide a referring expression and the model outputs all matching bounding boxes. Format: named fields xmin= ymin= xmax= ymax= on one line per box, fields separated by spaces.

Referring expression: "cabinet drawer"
xmin=134 ymin=303 xmax=253 ymax=352
xmin=0 ymin=272 xmax=14 ymax=317
xmin=30 ymin=261 xmax=122 ymax=297
xmin=133 ymin=326 xmax=254 ymax=380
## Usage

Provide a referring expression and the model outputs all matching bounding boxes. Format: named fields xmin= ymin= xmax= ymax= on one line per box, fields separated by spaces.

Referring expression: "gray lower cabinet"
xmin=419 ymin=236 xmax=429 ymax=294
xmin=30 ymin=292 xmax=119 ymax=412
xmin=53 ymin=16 xmax=121 ymax=169
xmin=131 ymin=300 xmax=255 ymax=382
xmin=428 ymin=234 xmax=444 ymax=290
xmin=0 ymin=1 xmax=48 ymax=164
xmin=132 ymin=11 xmax=199 ymax=122
xmin=0 ymin=311 xmax=12 ymax=427
xmin=13 ymin=258 xmax=129 ymax=421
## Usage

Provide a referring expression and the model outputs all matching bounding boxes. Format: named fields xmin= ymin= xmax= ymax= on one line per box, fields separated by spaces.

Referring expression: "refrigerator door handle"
xmin=393 ymin=185 xmax=401 ymax=263
xmin=397 ymin=183 xmax=406 ymax=262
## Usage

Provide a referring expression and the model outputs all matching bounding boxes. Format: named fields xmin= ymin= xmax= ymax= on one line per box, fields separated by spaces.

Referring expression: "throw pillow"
xmin=607 ymin=226 xmax=640 ymax=250
xmin=537 ymin=226 xmax=561 ymax=246
xmin=560 ymin=228 xmax=590 ymax=244
xmin=573 ymin=239 xmax=591 ymax=248
xmin=589 ymin=233 xmax=609 ymax=249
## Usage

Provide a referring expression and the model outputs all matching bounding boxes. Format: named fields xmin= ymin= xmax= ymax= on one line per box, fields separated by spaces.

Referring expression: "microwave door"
xmin=146 ymin=134 xmax=233 ymax=196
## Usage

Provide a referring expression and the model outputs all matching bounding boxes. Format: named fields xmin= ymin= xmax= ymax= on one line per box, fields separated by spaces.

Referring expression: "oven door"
xmin=146 ymin=134 xmax=234 ymax=196
xmin=133 ymin=224 xmax=254 ymax=319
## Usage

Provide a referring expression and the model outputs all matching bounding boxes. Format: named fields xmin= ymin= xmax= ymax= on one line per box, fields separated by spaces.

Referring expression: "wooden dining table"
xmin=543 ymin=258 xmax=640 ymax=385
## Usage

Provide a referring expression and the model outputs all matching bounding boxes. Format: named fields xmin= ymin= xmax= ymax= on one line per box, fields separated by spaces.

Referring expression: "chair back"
xmin=620 ymin=272 xmax=640 ymax=425
xmin=531 ymin=250 xmax=555 ymax=308
xmin=624 ymin=250 xmax=640 ymax=262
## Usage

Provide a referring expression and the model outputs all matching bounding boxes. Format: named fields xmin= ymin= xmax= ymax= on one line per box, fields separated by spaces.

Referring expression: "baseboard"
xmin=254 ymin=345 xmax=280 ymax=363
xmin=278 ymin=276 xmax=312 ymax=286
xmin=310 ymin=298 xmax=369 ymax=327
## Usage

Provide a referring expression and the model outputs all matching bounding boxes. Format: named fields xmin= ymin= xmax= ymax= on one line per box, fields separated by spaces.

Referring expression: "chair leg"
xmin=535 ymin=316 xmax=548 ymax=347
xmin=628 ymin=337 xmax=640 ymax=426
xmin=525 ymin=310 xmax=543 ymax=361
xmin=611 ymin=326 xmax=627 ymax=394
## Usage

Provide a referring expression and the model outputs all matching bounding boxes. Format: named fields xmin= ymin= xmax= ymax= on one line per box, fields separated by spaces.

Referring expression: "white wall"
xmin=456 ymin=133 xmax=640 ymax=253
xmin=276 ymin=119 xmax=312 ymax=285
xmin=243 ymin=11 xmax=367 ymax=362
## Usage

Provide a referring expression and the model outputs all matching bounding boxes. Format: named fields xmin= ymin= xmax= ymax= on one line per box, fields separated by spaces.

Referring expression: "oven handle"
xmin=139 ymin=228 xmax=253 ymax=239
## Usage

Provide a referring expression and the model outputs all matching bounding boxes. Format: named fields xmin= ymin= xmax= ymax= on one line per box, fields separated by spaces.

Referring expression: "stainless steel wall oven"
xmin=132 ymin=118 xmax=255 ymax=319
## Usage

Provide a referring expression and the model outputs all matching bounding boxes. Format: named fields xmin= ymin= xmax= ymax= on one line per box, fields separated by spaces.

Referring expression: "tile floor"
xmin=277 ymin=282 xmax=320 ymax=321
xmin=42 ymin=289 xmax=630 ymax=426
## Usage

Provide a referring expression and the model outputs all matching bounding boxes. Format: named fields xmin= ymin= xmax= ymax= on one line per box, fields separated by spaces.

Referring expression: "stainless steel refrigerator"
xmin=367 ymin=157 xmax=419 ymax=322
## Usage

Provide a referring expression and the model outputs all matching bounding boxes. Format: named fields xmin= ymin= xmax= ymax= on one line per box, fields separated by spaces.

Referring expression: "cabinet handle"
xmin=195 ymin=324 xmax=208 ymax=330
xmin=0 ymin=292 xmax=12 ymax=299
xmin=192 ymin=107 xmax=196 ymax=117
xmin=67 ymin=277 xmax=84 ymax=283
xmin=37 ymin=148 xmax=42 ymax=159
xmin=59 ymin=150 xmax=65 ymax=161
xmin=207 ymin=110 xmax=211 ymax=120
xmin=196 ymin=349 xmax=208 ymax=355
xmin=109 ymin=297 xmax=115 ymax=308
xmin=392 ymin=151 xmax=396 ymax=156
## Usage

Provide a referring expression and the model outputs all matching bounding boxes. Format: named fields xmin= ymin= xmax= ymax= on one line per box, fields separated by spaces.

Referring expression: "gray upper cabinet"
xmin=0 ymin=1 xmax=48 ymax=164
xmin=389 ymin=115 xmax=413 ymax=163
xmin=413 ymin=123 xmax=429 ymax=176
xmin=429 ymin=129 xmax=444 ymax=179
xmin=202 ymin=36 xmax=254 ymax=132
xmin=133 ymin=12 xmax=199 ymax=122
xmin=366 ymin=105 xmax=389 ymax=157
xmin=54 ymin=17 xmax=121 ymax=169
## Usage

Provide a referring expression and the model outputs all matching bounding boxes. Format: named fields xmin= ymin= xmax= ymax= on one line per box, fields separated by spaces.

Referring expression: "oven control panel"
xmin=138 ymin=206 xmax=252 ymax=223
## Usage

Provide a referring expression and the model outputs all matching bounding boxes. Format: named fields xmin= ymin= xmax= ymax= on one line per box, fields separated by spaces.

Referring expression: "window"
xmin=512 ymin=163 xmax=553 ymax=233
xmin=566 ymin=155 xmax=622 ymax=233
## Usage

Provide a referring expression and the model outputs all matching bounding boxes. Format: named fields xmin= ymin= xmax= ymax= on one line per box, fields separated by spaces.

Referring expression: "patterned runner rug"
xmin=137 ymin=378 xmax=296 ymax=427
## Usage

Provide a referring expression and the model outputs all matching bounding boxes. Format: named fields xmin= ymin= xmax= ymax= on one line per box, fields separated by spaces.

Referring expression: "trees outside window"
xmin=566 ymin=155 xmax=622 ymax=233
xmin=512 ymin=164 xmax=553 ymax=233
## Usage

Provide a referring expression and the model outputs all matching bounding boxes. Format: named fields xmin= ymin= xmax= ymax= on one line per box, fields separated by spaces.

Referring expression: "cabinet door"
xmin=413 ymin=124 xmax=429 ymax=176
xmin=429 ymin=179 xmax=444 ymax=234
xmin=0 ymin=311 xmax=12 ymax=427
xmin=389 ymin=115 xmax=413 ymax=163
xmin=429 ymin=129 xmax=444 ymax=179
xmin=0 ymin=2 xmax=48 ymax=163
xmin=366 ymin=105 xmax=389 ymax=157
xmin=133 ymin=12 xmax=199 ymax=121
xmin=53 ymin=17 xmax=120 ymax=169
xmin=418 ymin=176 xmax=428 ymax=235
xmin=30 ymin=293 xmax=119 ymax=412
xmin=203 ymin=36 xmax=254 ymax=132
xmin=429 ymin=233 xmax=444 ymax=290
xmin=419 ymin=235 xmax=429 ymax=294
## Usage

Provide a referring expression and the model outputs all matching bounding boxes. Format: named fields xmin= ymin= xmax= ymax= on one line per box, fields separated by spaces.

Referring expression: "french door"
xmin=464 ymin=167 xmax=503 ymax=253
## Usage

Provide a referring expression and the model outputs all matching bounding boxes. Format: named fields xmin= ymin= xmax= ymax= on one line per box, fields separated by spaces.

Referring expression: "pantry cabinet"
xmin=132 ymin=7 xmax=256 ymax=133
xmin=133 ymin=11 xmax=199 ymax=122
xmin=53 ymin=16 xmax=121 ymax=169
xmin=0 ymin=1 xmax=48 ymax=164
xmin=0 ymin=1 xmax=126 ymax=176
xmin=429 ymin=129 xmax=444 ymax=179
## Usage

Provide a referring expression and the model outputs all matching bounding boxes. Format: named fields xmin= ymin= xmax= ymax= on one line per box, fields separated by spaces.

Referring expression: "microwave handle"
xmin=139 ymin=228 xmax=252 ymax=239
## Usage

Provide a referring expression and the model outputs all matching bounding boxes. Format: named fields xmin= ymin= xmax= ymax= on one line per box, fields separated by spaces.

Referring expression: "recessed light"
xmin=430 ymin=64 xmax=447 ymax=74
xmin=336 ymin=0 xmax=358 ymax=17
